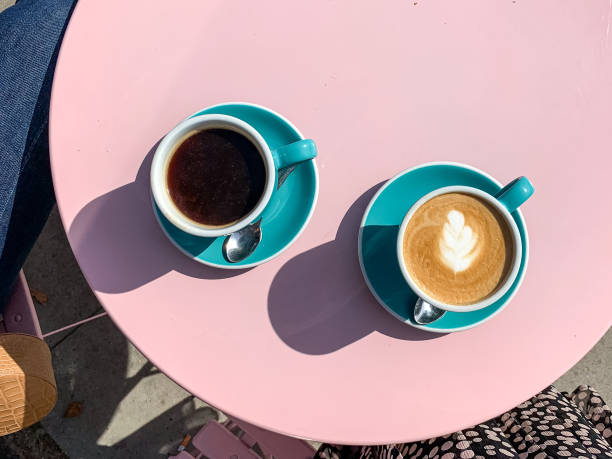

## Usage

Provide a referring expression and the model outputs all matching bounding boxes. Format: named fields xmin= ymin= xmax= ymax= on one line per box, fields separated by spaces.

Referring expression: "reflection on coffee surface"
xmin=402 ymin=193 xmax=513 ymax=305
xmin=166 ymin=129 xmax=266 ymax=228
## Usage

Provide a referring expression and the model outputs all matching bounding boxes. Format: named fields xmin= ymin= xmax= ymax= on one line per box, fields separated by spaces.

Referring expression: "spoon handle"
xmin=277 ymin=165 xmax=296 ymax=189
xmin=223 ymin=166 xmax=294 ymax=263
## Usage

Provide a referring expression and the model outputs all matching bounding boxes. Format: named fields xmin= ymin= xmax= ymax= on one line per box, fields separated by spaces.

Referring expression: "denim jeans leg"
xmin=0 ymin=0 xmax=77 ymax=307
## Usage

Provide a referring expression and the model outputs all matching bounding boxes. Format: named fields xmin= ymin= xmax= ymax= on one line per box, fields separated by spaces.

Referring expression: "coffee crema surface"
xmin=402 ymin=193 xmax=513 ymax=305
xmin=166 ymin=128 xmax=266 ymax=228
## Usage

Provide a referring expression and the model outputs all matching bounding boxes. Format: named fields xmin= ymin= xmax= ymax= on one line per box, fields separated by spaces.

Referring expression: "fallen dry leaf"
xmin=63 ymin=401 xmax=83 ymax=418
xmin=30 ymin=289 xmax=48 ymax=304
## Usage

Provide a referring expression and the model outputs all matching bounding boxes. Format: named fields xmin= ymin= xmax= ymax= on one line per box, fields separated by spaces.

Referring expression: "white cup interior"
xmin=150 ymin=114 xmax=276 ymax=238
xmin=396 ymin=186 xmax=523 ymax=312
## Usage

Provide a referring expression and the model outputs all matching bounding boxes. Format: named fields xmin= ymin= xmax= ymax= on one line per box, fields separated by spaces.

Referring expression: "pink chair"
xmin=1 ymin=271 xmax=43 ymax=337
xmin=169 ymin=416 xmax=315 ymax=459
xmin=0 ymin=273 xmax=317 ymax=451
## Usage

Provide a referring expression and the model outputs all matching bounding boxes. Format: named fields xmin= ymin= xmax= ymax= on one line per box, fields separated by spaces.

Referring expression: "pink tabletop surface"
xmin=50 ymin=0 xmax=612 ymax=444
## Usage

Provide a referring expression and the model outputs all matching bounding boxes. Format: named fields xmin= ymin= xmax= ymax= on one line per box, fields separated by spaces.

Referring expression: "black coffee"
xmin=167 ymin=129 xmax=266 ymax=227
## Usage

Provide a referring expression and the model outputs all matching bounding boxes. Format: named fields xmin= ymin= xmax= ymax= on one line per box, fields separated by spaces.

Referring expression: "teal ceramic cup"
xmin=396 ymin=176 xmax=534 ymax=313
xmin=151 ymin=114 xmax=317 ymax=238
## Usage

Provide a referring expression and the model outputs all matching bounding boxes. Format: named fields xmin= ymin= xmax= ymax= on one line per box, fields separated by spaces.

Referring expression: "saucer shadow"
xmin=68 ymin=144 xmax=249 ymax=294
xmin=267 ymin=184 xmax=445 ymax=355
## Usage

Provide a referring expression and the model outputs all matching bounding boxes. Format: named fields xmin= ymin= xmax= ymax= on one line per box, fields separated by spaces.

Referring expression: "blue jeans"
xmin=0 ymin=0 xmax=77 ymax=307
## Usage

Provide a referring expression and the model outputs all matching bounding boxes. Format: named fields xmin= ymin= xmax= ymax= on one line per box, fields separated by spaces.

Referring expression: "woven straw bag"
xmin=0 ymin=333 xmax=57 ymax=435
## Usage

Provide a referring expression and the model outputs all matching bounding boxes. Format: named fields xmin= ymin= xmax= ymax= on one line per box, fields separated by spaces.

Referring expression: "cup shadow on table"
xmin=267 ymin=184 xmax=445 ymax=356
xmin=68 ymin=143 xmax=249 ymax=294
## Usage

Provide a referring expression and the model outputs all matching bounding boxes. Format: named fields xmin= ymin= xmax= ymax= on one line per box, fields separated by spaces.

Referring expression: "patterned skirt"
xmin=316 ymin=386 xmax=612 ymax=459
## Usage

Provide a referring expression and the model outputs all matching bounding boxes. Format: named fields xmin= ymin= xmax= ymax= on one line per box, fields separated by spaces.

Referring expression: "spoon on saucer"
xmin=223 ymin=218 xmax=262 ymax=263
xmin=222 ymin=166 xmax=296 ymax=263
xmin=413 ymin=298 xmax=446 ymax=325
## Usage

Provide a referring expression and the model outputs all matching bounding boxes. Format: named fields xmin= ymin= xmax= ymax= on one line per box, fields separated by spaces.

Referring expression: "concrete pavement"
xmin=23 ymin=208 xmax=223 ymax=458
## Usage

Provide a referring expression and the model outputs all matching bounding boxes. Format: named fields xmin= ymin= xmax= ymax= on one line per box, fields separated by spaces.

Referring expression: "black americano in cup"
xmin=151 ymin=113 xmax=317 ymax=239
xmin=166 ymin=129 xmax=266 ymax=228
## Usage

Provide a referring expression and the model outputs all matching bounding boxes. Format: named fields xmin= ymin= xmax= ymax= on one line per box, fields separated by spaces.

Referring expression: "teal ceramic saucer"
xmin=153 ymin=103 xmax=319 ymax=268
xmin=358 ymin=162 xmax=529 ymax=333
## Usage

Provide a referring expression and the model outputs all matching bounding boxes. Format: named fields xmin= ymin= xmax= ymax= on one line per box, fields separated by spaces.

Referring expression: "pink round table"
xmin=50 ymin=0 xmax=612 ymax=445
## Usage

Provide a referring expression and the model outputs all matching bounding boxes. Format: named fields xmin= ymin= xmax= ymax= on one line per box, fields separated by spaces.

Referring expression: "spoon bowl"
xmin=413 ymin=298 xmax=446 ymax=325
xmin=223 ymin=219 xmax=262 ymax=263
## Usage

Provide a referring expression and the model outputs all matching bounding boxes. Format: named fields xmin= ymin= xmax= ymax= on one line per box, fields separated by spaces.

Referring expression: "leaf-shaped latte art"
xmin=439 ymin=210 xmax=479 ymax=273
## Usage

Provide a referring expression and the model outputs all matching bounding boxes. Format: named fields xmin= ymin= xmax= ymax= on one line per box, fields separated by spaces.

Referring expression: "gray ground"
xmin=1 ymin=2 xmax=610 ymax=456
xmin=22 ymin=209 xmax=223 ymax=458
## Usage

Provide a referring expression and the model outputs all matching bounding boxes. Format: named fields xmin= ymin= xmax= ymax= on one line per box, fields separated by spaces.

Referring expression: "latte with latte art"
xmin=401 ymin=193 xmax=513 ymax=305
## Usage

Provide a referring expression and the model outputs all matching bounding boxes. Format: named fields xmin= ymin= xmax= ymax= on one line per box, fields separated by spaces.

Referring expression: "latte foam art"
xmin=402 ymin=192 xmax=513 ymax=305
xmin=438 ymin=210 xmax=479 ymax=273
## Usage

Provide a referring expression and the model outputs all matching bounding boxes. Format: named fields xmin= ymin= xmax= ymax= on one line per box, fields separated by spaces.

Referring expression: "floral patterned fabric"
xmin=316 ymin=386 xmax=612 ymax=459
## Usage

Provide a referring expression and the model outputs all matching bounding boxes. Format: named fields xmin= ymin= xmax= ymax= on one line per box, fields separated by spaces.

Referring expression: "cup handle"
xmin=495 ymin=176 xmax=534 ymax=213
xmin=271 ymin=139 xmax=317 ymax=170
